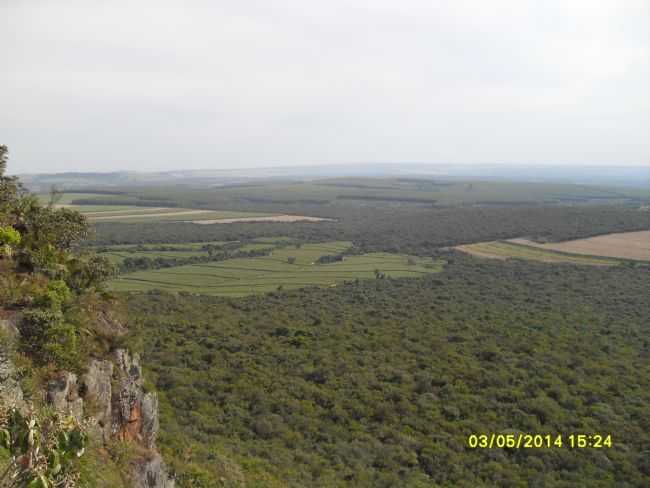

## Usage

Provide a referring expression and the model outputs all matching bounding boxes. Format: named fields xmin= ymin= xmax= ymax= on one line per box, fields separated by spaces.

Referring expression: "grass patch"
xmin=109 ymin=241 xmax=443 ymax=296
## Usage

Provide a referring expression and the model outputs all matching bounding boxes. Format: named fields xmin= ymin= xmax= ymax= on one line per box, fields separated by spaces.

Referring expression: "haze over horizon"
xmin=2 ymin=0 xmax=649 ymax=173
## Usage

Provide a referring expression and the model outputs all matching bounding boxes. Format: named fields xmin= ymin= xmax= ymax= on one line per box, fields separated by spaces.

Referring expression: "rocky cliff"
xmin=1 ymin=313 xmax=174 ymax=488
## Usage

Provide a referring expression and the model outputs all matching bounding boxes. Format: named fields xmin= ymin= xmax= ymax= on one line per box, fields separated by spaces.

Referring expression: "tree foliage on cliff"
xmin=0 ymin=146 xmax=115 ymax=369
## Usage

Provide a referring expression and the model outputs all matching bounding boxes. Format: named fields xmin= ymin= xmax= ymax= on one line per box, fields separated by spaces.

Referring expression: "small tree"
xmin=287 ymin=257 xmax=296 ymax=265
xmin=0 ymin=226 xmax=21 ymax=258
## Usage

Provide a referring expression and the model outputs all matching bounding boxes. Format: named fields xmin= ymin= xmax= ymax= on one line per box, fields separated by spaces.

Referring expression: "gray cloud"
xmin=1 ymin=0 xmax=648 ymax=172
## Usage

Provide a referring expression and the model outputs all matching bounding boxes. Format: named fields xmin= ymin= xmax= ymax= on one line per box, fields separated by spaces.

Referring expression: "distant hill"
xmin=18 ymin=163 xmax=650 ymax=192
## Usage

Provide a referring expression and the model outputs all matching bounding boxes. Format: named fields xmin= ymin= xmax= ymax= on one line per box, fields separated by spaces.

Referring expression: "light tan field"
xmin=455 ymin=241 xmax=619 ymax=266
xmin=89 ymin=209 xmax=215 ymax=220
xmin=509 ymin=230 xmax=650 ymax=261
xmin=191 ymin=215 xmax=335 ymax=224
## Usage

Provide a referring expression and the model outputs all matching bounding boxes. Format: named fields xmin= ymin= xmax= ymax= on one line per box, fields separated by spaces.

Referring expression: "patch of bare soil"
xmin=509 ymin=230 xmax=650 ymax=261
xmin=89 ymin=209 xmax=215 ymax=220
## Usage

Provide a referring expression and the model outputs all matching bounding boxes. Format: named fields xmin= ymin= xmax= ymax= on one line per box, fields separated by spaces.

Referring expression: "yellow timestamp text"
xmin=467 ymin=433 xmax=612 ymax=449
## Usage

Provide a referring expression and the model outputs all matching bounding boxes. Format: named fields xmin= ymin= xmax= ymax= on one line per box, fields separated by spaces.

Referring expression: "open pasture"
xmin=109 ymin=241 xmax=443 ymax=296
xmin=455 ymin=241 xmax=622 ymax=266
xmin=509 ymin=231 xmax=650 ymax=261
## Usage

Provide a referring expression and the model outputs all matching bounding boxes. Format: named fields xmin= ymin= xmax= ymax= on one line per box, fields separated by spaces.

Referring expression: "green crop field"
xmin=101 ymin=249 xmax=211 ymax=264
xmin=108 ymin=241 xmax=444 ymax=296
xmin=456 ymin=241 xmax=622 ymax=266
xmin=42 ymin=193 xmax=278 ymax=222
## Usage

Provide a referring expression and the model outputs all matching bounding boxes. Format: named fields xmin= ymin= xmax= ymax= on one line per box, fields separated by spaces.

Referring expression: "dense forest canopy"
xmin=92 ymin=205 xmax=650 ymax=255
xmin=126 ymin=257 xmax=650 ymax=487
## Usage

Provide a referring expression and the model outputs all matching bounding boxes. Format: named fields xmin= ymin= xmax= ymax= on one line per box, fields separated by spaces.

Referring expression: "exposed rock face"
xmin=95 ymin=308 xmax=129 ymax=337
xmin=110 ymin=349 xmax=171 ymax=488
xmin=132 ymin=453 xmax=175 ymax=488
xmin=47 ymin=372 xmax=84 ymax=422
xmin=0 ymin=344 xmax=25 ymax=411
xmin=42 ymin=349 xmax=171 ymax=488
xmin=0 ymin=314 xmax=26 ymax=412
xmin=1 ymin=318 xmax=173 ymax=488
xmin=141 ymin=392 xmax=160 ymax=449
xmin=81 ymin=359 xmax=114 ymax=441
xmin=113 ymin=349 xmax=159 ymax=449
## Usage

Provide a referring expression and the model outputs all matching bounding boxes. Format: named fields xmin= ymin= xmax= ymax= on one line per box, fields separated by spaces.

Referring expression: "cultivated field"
xmin=47 ymin=193 xmax=331 ymax=223
xmin=108 ymin=241 xmax=444 ymax=296
xmin=509 ymin=231 xmax=650 ymax=261
xmin=85 ymin=208 xmax=273 ymax=222
xmin=455 ymin=241 xmax=622 ymax=266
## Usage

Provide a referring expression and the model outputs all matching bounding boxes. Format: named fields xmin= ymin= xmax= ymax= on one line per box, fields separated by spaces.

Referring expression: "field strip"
xmin=143 ymin=270 xmax=247 ymax=280
xmin=81 ymin=207 xmax=168 ymax=216
xmin=455 ymin=241 xmax=620 ymax=265
xmin=508 ymin=230 xmax=650 ymax=261
xmin=191 ymin=215 xmax=334 ymax=224
xmin=115 ymin=277 xmax=336 ymax=289
xmin=107 ymin=241 xmax=443 ymax=295
xmin=455 ymin=244 xmax=508 ymax=260
xmin=89 ymin=209 xmax=216 ymax=220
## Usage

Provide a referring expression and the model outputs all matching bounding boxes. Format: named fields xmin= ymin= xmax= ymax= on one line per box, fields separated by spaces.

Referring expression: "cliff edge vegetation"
xmin=0 ymin=145 xmax=173 ymax=488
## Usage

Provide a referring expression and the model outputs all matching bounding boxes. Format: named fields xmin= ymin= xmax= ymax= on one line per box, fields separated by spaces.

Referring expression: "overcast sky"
xmin=1 ymin=0 xmax=648 ymax=173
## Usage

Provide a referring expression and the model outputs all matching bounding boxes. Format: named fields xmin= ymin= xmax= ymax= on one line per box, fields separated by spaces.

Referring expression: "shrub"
xmin=0 ymin=225 xmax=20 ymax=258
xmin=19 ymin=310 xmax=81 ymax=369
xmin=0 ymin=225 xmax=20 ymax=246
xmin=34 ymin=280 xmax=72 ymax=311
xmin=0 ymin=406 xmax=88 ymax=488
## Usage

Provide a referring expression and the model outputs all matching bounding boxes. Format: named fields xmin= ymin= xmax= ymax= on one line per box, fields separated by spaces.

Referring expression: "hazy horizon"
xmin=2 ymin=0 xmax=649 ymax=173
xmin=14 ymin=161 xmax=650 ymax=177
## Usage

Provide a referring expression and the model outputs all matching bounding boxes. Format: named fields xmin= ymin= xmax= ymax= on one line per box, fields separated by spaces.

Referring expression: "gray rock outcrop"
xmin=42 ymin=349 xmax=171 ymax=488
xmin=132 ymin=453 xmax=175 ymax=488
xmin=113 ymin=349 xmax=159 ymax=449
xmin=0 ymin=344 xmax=25 ymax=411
xmin=1 ymin=327 xmax=173 ymax=488
xmin=47 ymin=372 xmax=84 ymax=421
xmin=81 ymin=359 xmax=114 ymax=441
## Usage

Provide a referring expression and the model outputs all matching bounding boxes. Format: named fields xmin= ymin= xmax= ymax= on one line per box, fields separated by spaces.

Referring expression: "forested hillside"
xmin=126 ymin=255 xmax=650 ymax=487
